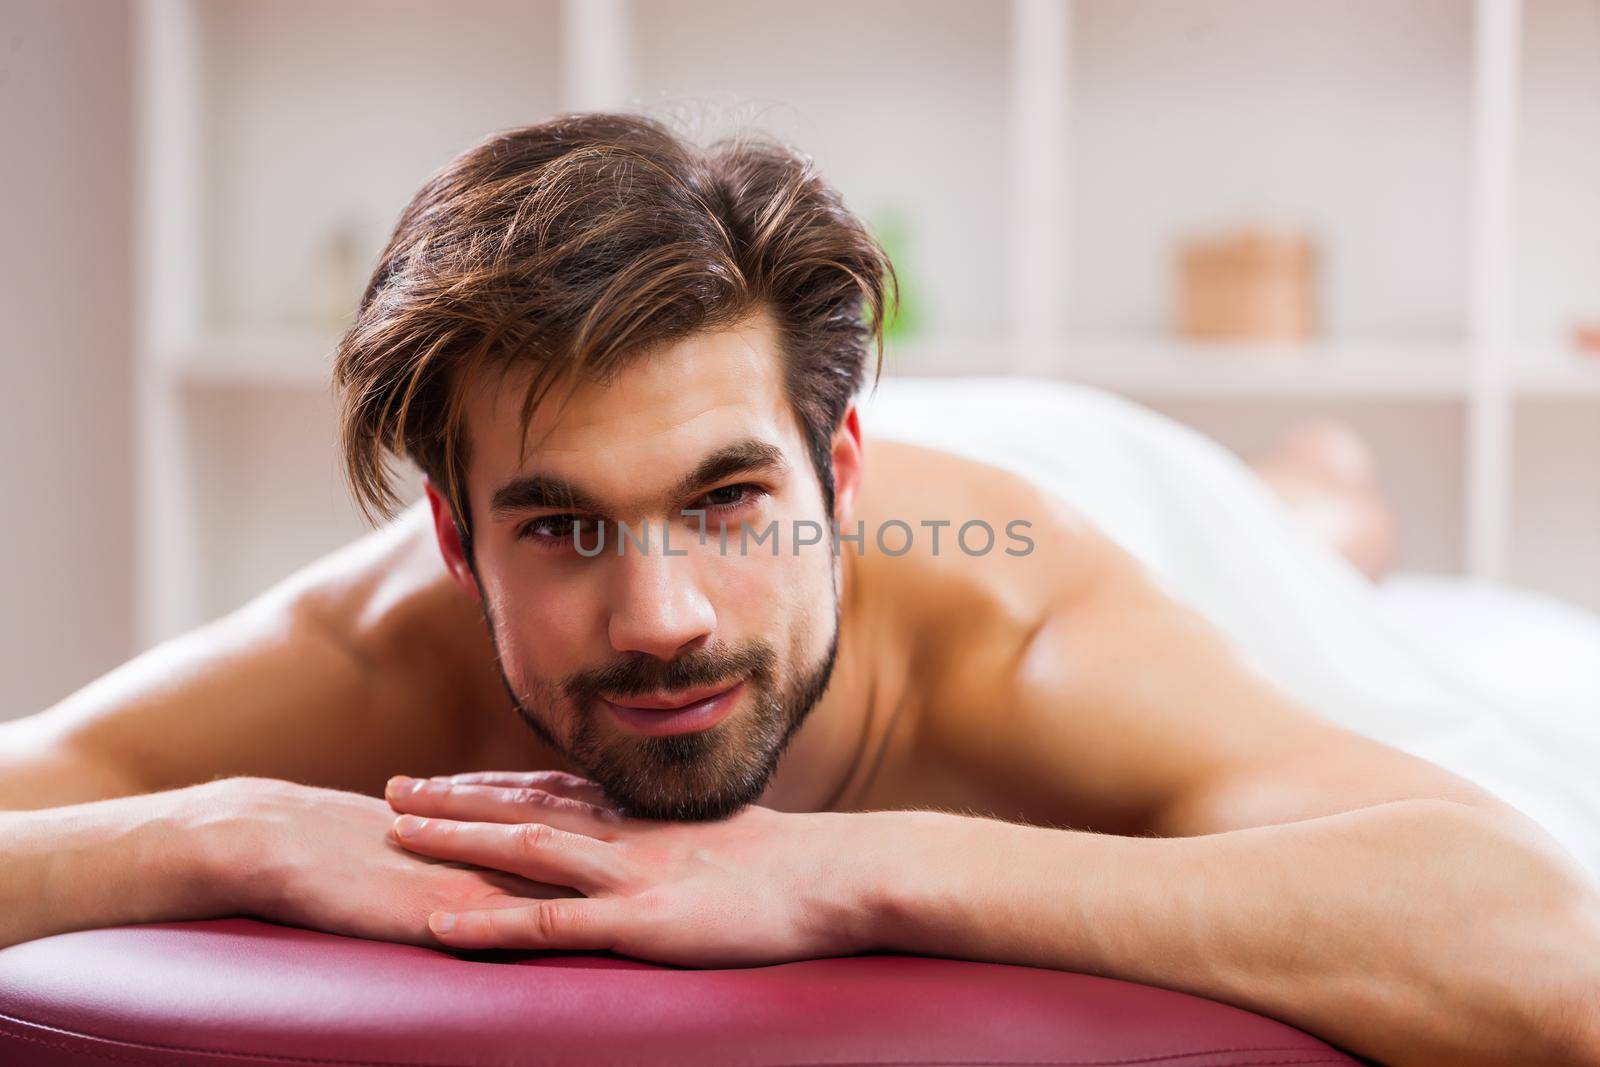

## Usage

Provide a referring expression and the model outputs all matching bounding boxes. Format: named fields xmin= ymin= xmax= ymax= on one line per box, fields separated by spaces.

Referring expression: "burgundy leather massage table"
xmin=0 ymin=918 xmax=1363 ymax=1066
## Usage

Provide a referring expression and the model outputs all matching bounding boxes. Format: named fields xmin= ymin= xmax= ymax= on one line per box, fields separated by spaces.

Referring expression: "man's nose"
xmin=606 ymin=536 xmax=716 ymax=661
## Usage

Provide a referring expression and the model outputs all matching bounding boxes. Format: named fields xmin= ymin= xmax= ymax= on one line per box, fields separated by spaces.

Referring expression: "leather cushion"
xmin=0 ymin=918 xmax=1360 ymax=1066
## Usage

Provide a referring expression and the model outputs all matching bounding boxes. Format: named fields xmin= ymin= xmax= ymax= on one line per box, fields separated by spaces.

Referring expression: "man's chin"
xmin=591 ymin=749 xmax=772 ymax=822
xmin=611 ymin=783 xmax=763 ymax=823
xmin=577 ymin=702 xmax=781 ymax=821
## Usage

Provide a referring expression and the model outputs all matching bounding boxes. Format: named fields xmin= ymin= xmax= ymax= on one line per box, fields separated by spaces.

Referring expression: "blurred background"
xmin=2 ymin=0 xmax=1597 ymax=719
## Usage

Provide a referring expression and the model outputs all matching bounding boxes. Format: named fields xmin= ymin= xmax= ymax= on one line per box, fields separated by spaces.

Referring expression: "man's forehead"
xmin=462 ymin=313 xmax=802 ymax=500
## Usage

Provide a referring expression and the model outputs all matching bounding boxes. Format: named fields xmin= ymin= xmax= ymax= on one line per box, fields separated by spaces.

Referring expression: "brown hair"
xmin=333 ymin=112 xmax=897 ymax=563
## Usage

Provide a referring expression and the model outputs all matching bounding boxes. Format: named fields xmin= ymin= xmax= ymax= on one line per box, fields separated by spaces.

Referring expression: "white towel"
xmin=857 ymin=375 xmax=1600 ymax=878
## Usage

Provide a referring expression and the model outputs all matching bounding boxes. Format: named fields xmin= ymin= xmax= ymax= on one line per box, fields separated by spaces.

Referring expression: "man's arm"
xmin=0 ymin=783 xmax=237 ymax=949
xmin=911 ymin=526 xmax=1600 ymax=1065
xmin=0 ymin=500 xmax=495 ymax=947
xmin=863 ymin=800 xmax=1599 ymax=1066
xmin=0 ymin=583 xmax=392 ymax=947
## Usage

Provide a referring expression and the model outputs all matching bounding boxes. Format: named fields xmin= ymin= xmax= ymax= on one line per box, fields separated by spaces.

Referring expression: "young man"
xmin=2 ymin=114 xmax=1596 ymax=1066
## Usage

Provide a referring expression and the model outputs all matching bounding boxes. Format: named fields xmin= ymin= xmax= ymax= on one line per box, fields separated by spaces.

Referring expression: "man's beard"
xmin=481 ymin=599 xmax=840 ymax=822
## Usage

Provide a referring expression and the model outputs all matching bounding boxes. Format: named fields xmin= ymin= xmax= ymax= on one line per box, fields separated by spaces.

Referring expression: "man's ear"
xmin=423 ymin=477 xmax=481 ymax=601
xmin=830 ymin=405 xmax=864 ymax=526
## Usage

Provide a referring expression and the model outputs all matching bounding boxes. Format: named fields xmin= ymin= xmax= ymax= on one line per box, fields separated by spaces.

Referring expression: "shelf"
xmin=1513 ymin=352 xmax=1600 ymax=399
xmin=165 ymin=334 xmax=1470 ymax=399
xmin=887 ymin=338 xmax=1474 ymax=400
xmin=164 ymin=334 xmax=1600 ymax=404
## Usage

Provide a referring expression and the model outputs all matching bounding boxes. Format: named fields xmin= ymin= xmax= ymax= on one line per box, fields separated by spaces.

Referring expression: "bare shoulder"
xmin=857 ymin=437 xmax=1112 ymax=654
xmin=854 ymin=440 xmax=1135 ymax=811
xmin=278 ymin=500 xmax=517 ymax=752
xmin=1 ymin=498 xmax=516 ymax=804
xmin=287 ymin=501 xmax=494 ymax=690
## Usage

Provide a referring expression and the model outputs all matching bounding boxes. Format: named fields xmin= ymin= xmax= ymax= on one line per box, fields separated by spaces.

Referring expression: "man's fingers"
xmin=428 ymin=897 xmax=621 ymax=952
xmin=386 ymin=778 xmax=619 ymax=837
xmin=432 ymin=771 xmax=612 ymax=808
xmin=390 ymin=815 xmax=620 ymax=894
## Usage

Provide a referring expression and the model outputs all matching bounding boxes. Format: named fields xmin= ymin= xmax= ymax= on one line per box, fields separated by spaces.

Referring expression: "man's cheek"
xmin=721 ymin=543 xmax=805 ymax=608
xmin=500 ymin=583 xmax=594 ymax=673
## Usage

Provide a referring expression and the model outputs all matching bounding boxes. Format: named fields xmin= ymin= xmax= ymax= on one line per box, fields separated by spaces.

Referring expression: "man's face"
xmin=439 ymin=313 xmax=847 ymax=821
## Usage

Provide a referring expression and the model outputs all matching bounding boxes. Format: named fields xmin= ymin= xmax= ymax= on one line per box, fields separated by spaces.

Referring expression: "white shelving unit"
xmin=135 ymin=0 xmax=1600 ymax=647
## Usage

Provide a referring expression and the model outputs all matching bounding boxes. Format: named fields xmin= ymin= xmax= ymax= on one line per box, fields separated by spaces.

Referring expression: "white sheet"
xmin=1374 ymin=574 xmax=1600 ymax=773
xmin=856 ymin=376 xmax=1600 ymax=879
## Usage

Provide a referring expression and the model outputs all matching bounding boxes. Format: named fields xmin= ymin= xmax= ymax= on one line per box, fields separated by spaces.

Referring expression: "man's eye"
xmin=698 ymin=484 xmax=762 ymax=510
xmin=519 ymin=515 xmax=584 ymax=542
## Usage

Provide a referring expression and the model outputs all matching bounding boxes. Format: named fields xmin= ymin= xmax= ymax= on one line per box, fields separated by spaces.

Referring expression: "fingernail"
xmin=394 ymin=815 xmax=427 ymax=838
xmin=387 ymin=775 xmax=412 ymax=794
xmin=430 ymin=912 xmax=456 ymax=934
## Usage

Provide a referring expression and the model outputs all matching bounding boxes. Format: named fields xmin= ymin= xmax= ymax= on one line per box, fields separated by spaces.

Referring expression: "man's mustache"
xmin=565 ymin=642 xmax=776 ymax=705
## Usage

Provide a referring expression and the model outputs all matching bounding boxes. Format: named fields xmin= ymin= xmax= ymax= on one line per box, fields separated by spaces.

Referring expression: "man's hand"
xmin=189 ymin=777 xmax=574 ymax=947
xmin=383 ymin=771 xmax=879 ymax=966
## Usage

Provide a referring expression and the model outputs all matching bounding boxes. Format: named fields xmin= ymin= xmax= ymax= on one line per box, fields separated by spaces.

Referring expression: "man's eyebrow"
xmin=670 ymin=439 xmax=789 ymax=499
xmin=488 ymin=438 xmax=790 ymax=521
xmin=489 ymin=475 xmax=604 ymax=519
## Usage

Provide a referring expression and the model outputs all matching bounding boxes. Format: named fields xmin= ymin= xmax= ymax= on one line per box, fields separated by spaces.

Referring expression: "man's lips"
xmin=602 ymin=681 xmax=745 ymax=737
xmin=602 ymin=680 xmax=741 ymax=712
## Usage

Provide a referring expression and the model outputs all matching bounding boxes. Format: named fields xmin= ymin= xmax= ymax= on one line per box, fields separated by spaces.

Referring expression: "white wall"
xmin=0 ymin=2 xmax=136 ymax=719
xmin=632 ymin=0 xmax=1010 ymax=340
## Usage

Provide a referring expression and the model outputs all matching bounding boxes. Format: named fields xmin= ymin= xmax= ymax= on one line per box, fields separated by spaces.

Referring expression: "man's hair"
xmin=333 ymin=111 xmax=897 ymax=561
